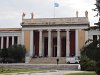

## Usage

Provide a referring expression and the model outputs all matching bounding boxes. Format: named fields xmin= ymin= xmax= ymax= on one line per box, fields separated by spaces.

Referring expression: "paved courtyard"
xmin=0 ymin=70 xmax=85 ymax=75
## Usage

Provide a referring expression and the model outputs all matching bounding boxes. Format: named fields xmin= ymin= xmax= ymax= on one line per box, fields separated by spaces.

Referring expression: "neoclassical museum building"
xmin=0 ymin=12 xmax=90 ymax=57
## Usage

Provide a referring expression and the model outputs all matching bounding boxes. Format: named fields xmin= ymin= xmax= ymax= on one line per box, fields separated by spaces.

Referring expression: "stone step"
xmin=29 ymin=57 xmax=66 ymax=64
xmin=0 ymin=64 xmax=80 ymax=71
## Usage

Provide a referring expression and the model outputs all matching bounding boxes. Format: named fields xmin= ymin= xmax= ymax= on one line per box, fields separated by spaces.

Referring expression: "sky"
xmin=0 ymin=0 xmax=98 ymax=28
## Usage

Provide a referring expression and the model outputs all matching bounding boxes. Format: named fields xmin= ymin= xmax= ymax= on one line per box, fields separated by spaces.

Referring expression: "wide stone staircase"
xmin=0 ymin=57 xmax=80 ymax=71
xmin=29 ymin=57 xmax=80 ymax=70
xmin=29 ymin=57 xmax=66 ymax=64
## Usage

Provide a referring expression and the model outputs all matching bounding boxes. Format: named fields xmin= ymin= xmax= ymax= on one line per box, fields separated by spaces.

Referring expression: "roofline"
xmin=0 ymin=28 xmax=22 ymax=31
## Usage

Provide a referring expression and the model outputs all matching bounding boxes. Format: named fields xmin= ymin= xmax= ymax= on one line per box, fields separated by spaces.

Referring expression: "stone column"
xmin=39 ymin=30 xmax=43 ymax=56
xmin=12 ymin=36 xmax=14 ymax=46
xmin=21 ymin=30 xmax=24 ymax=45
xmin=57 ymin=29 xmax=61 ymax=57
xmin=75 ymin=30 xmax=79 ymax=56
xmin=1 ymin=36 xmax=3 ymax=49
xmin=85 ymin=31 xmax=88 ymax=42
xmin=17 ymin=36 xmax=20 ymax=45
xmin=48 ymin=29 xmax=52 ymax=57
xmin=6 ymin=36 xmax=9 ymax=48
xmin=66 ymin=30 xmax=70 ymax=57
xmin=30 ymin=30 xmax=34 ymax=57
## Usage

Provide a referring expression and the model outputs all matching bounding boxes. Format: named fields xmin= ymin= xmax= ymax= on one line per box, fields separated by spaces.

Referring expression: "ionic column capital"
xmin=65 ymin=29 xmax=69 ymax=31
xmin=56 ymin=29 xmax=61 ymax=32
xmin=39 ymin=29 xmax=43 ymax=32
xmin=48 ymin=29 xmax=52 ymax=32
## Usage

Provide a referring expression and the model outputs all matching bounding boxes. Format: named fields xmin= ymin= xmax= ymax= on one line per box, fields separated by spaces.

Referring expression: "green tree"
xmin=0 ymin=45 xmax=26 ymax=63
xmin=7 ymin=45 xmax=26 ymax=63
xmin=93 ymin=0 xmax=100 ymax=74
xmin=0 ymin=48 xmax=8 ymax=63
xmin=81 ymin=40 xmax=99 ymax=61
xmin=80 ymin=40 xmax=99 ymax=71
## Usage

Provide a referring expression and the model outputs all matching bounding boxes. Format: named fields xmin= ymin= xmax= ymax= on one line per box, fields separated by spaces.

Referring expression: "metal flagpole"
xmin=54 ymin=0 xmax=55 ymax=18
xmin=53 ymin=0 xmax=59 ymax=18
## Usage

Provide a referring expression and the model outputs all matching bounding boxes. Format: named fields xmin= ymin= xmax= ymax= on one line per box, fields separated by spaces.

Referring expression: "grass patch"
xmin=0 ymin=69 xmax=47 ymax=74
xmin=65 ymin=72 xmax=97 ymax=75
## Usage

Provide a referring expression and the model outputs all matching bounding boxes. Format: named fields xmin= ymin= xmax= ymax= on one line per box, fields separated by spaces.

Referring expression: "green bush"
xmin=8 ymin=45 xmax=26 ymax=63
xmin=0 ymin=45 xmax=26 ymax=63
xmin=81 ymin=40 xmax=99 ymax=61
xmin=95 ymin=61 xmax=100 ymax=75
xmin=80 ymin=55 xmax=96 ymax=71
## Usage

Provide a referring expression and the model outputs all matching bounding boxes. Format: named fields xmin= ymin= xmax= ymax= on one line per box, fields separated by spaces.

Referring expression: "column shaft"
xmin=6 ymin=36 xmax=9 ymax=48
xmin=12 ymin=36 xmax=14 ymax=46
xmin=85 ymin=31 xmax=88 ymax=42
xmin=22 ymin=31 xmax=24 ymax=45
xmin=75 ymin=30 xmax=79 ymax=56
xmin=30 ymin=30 xmax=34 ymax=57
xmin=66 ymin=30 xmax=70 ymax=57
xmin=1 ymin=36 xmax=3 ymax=49
xmin=48 ymin=30 xmax=52 ymax=57
xmin=39 ymin=30 xmax=43 ymax=56
xmin=57 ymin=30 xmax=61 ymax=57
xmin=17 ymin=36 xmax=20 ymax=45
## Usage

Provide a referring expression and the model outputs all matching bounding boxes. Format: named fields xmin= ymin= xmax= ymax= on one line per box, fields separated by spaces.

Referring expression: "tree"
xmin=0 ymin=45 xmax=26 ymax=63
xmin=93 ymin=1 xmax=100 ymax=74
xmin=80 ymin=40 xmax=99 ymax=71
xmin=94 ymin=0 xmax=100 ymax=47
xmin=0 ymin=48 xmax=8 ymax=63
xmin=7 ymin=45 xmax=26 ymax=63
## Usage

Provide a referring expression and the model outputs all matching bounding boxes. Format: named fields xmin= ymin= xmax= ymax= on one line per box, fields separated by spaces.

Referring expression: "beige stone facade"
xmin=0 ymin=16 xmax=90 ymax=57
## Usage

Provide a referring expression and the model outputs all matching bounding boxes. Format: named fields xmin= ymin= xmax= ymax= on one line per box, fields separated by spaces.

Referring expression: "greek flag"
xmin=54 ymin=3 xmax=59 ymax=7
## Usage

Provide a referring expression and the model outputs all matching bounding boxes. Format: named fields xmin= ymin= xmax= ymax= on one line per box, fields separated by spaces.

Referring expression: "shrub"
xmin=0 ymin=45 xmax=26 ymax=63
xmin=8 ymin=45 xmax=26 ymax=63
xmin=95 ymin=61 xmax=100 ymax=75
xmin=80 ymin=55 xmax=96 ymax=71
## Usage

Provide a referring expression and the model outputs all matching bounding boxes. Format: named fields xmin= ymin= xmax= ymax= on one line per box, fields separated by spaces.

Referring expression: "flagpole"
xmin=54 ymin=0 xmax=55 ymax=18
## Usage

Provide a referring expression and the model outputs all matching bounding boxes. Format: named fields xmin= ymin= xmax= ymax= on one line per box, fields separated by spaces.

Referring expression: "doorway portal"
xmin=53 ymin=37 xmax=57 ymax=57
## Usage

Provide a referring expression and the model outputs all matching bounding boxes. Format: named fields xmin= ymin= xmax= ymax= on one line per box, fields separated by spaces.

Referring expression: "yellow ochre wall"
xmin=78 ymin=30 xmax=85 ymax=50
xmin=24 ymin=31 xmax=30 ymax=52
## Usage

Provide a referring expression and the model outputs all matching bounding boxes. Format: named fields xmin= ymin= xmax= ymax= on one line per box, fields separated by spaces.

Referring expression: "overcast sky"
xmin=0 ymin=0 xmax=98 ymax=28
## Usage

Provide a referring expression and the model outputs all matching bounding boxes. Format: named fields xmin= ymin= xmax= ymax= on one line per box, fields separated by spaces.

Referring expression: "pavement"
xmin=0 ymin=70 xmax=85 ymax=75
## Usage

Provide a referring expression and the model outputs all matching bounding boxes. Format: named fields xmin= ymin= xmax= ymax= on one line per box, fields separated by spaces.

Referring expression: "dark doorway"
xmin=0 ymin=37 xmax=1 ymax=49
xmin=3 ymin=37 xmax=7 ymax=48
xmin=61 ymin=37 xmax=66 ymax=57
xmin=44 ymin=37 xmax=48 ymax=57
xmin=70 ymin=31 xmax=75 ymax=57
xmin=14 ymin=36 xmax=17 ymax=45
xmin=34 ymin=31 xmax=39 ymax=56
xmin=53 ymin=37 xmax=57 ymax=57
xmin=93 ymin=35 xmax=97 ymax=42
xmin=9 ymin=36 xmax=12 ymax=47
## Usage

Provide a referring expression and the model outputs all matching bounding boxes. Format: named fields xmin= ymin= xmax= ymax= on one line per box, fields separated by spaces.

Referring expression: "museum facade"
xmin=0 ymin=14 xmax=89 ymax=57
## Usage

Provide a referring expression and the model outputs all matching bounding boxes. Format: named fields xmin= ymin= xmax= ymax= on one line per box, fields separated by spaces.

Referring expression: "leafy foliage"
xmin=0 ymin=45 xmax=26 ymax=63
xmin=80 ymin=40 xmax=100 ymax=71
xmin=81 ymin=40 xmax=99 ymax=61
xmin=80 ymin=55 xmax=96 ymax=71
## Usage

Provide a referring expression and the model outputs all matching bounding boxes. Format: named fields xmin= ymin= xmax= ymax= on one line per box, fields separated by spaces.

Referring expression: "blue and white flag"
xmin=54 ymin=3 xmax=59 ymax=7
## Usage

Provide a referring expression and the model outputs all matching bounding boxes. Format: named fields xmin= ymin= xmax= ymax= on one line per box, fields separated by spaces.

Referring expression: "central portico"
xmin=21 ymin=17 xmax=89 ymax=57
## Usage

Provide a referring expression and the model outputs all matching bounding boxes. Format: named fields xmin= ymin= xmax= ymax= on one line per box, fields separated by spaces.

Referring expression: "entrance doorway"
xmin=53 ymin=45 xmax=57 ymax=57
xmin=53 ymin=37 xmax=57 ymax=57
xmin=70 ymin=31 xmax=75 ymax=57
xmin=61 ymin=37 xmax=66 ymax=57
xmin=44 ymin=37 xmax=48 ymax=57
